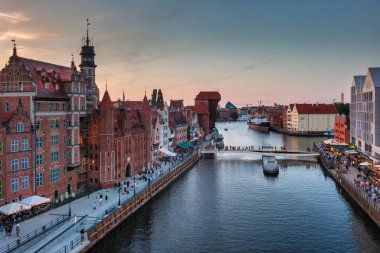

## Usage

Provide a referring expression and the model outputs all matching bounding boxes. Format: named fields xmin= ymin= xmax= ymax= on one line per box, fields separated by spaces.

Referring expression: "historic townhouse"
xmin=0 ymin=27 xmax=98 ymax=203
xmin=87 ymin=90 xmax=152 ymax=188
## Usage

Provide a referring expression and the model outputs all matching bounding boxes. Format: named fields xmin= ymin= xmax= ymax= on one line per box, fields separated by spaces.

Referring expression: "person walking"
xmin=99 ymin=197 xmax=102 ymax=206
xmin=74 ymin=214 xmax=78 ymax=224
xmin=92 ymin=202 xmax=96 ymax=211
xmin=16 ymin=224 xmax=20 ymax=238
xmin=105 ymin=195 xmax=108 ymax=202
xmin=80 ymin=227 xmax=85 ymax=242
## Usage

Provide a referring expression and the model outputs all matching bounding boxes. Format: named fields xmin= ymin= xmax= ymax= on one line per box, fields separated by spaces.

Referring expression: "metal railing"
xmin=0 ymin=215 xmax=69 ymax=253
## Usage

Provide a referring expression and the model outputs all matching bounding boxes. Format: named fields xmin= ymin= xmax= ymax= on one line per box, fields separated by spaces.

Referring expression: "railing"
xmin=0 ymin=215 xmax=69 ymax=253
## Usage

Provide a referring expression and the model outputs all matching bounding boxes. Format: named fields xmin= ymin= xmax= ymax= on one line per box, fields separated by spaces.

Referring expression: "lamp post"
xmin=118 ymin=187 xmax=121 ymax=206
xmin=68 ymin=201 xmax=71 ymax=217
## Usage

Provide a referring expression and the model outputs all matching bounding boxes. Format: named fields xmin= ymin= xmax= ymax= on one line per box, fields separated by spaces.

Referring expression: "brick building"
xmin=87 ymin=90 xmax=152 ymax=188
xmin=194 ymin=91 xmax=221 ymax=135
xmin=0 ymin=27 xmax=98 ymax=203
xmin=334 ymin=114 xmax=350 ymax=144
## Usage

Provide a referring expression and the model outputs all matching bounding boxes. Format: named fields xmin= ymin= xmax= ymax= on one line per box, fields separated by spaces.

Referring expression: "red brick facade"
xmin=87 ymin=91 xmax=152 ymax=188
xmin=334 ymin=114 xmax=350 ymax=143
xmin=194 ymin=91 xmax=221 ymax=135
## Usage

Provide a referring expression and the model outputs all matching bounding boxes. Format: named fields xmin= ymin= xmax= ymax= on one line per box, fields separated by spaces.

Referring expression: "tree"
xmin=151 ymin=89 xmax=157 ymax=106
xmin=334 ymin=103 xmax=349 ymax=115
xmin=157 ymin=89 xmax=164 ymax=104
xmin=230 ymin=111 xmax=238 ymax=121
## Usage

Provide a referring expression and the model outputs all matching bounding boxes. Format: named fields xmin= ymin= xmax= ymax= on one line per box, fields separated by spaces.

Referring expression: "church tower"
xmin=79 ymin=19 xmax=99 ymax=110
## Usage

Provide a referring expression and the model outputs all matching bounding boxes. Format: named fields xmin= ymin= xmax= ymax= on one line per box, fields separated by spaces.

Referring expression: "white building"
xmin=290 ymin=104 xmax=336 ymax=132
xmin=350 ymin=68 xmax=380 ymax=158
xmin=157 ymin=101 xmax=170 ymax=148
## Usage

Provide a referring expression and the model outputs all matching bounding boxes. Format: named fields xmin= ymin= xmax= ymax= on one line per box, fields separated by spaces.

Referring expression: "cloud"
xmin=0 ymin=12 xmax=30 ymax=24
xmin=244 ymin=56 xmax=284 ymax=70
xmin=0 ymin=30 xmax=59 ymax=41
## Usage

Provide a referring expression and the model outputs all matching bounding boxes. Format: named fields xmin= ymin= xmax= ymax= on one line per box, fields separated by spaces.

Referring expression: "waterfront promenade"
xmin=0 ymin=150 xmax=199 ymax=253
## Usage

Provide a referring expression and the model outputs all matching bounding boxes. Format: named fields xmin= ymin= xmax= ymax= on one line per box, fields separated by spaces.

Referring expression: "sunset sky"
xmin=1 ymin=0 xmax=379 ymax=106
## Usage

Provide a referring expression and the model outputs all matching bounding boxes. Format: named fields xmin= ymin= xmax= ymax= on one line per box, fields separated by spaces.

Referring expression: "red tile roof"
xmin=19 ymin=57 xmax=72 ymax=99
xmin=141 ymin=95 xmax=150 ymax=111
xmin=195 ymin=91 xmax=221 ymax=101
xmin=194 ymin=102 xmax=209 ymax=114
xmin=295 ymin=104 xmax=336 ymax=114
xmin=169 ymin=100 xmax=184 ymax=109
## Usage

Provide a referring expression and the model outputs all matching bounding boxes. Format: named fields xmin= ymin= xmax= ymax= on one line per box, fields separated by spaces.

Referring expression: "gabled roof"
xmin=141 ymin=95 xmax=150 ymax=111
xmin=169 ymin=100 xmax=184 ymax=109
xmin=295 ymin=103 xmax=336 ymax=115
xmin=100 ymin=90 xmax=113 ymax=110
xmin=368 ymin=68 xmax=380 ymax=88
xmin=169 ymin=111 xmax=187 ymax=129
xmin=195 ymin=91 xmax=221 ymax=101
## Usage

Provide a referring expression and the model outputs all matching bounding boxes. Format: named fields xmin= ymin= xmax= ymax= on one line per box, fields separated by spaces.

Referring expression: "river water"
xmin=91 ymin=122 xmax=380 ymax=253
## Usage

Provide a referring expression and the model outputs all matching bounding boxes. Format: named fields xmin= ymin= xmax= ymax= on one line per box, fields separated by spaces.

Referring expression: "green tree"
xmin=230 ymin=111 xmax=238 ymax=121
xmin=151 ymin=89 xmax=157 ymax=106
xmin=334 ymin=103 xmax=349 ymax=115
xmin=157 ymin=89 xmax=164 ymax=104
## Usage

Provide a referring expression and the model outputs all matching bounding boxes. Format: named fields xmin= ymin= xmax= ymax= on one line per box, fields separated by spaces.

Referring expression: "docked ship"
xmin=248 ymin=117 xmax=270 ymax=133
xmin=262 ymin=155 xmax=279 ymax=175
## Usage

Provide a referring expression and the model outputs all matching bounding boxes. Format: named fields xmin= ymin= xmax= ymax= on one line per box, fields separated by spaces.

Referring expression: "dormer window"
xmin=17 ymin=122 xmax=24 ymax=133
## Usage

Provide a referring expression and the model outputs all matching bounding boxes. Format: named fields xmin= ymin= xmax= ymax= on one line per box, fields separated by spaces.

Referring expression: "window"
xmin=50 ymin=120 xmax=54 ymax=130
xmin=11 ymin=159 xmax=19 ymax=171
xmin=36 ymin=173 xmax=43 ymax=187
xmin=18 ymin=82 xmax=23 ymax=91
xmin=63 ymin=136 xmax=66 ymax=145
xmin=17 ymin=122 xmax=24 ymax=132
xmin=22 ymin=176 xmax=28 ymax=190
xmin=51 ymin=135 xmax=58 ymax=146
xmin=36 ymin=120 xmax=41 ymax=130
xmin=55 ymin=103 xmax=59 ymax=111
xmin=0 ymin=140 xmax=2 ymax=151
xmin=36 ymin=137 xmax=42 ymax=148
xmin=11 ymin=140 xmax=18 ymax=152
xmin=22 ymin=139 xmax=28 ymax=150
xmin=55 ymin=120 xmax=59 ymax=128
xmin=22 ymin=157 xmax=28 ymax=169
xmin=6 ymin=83 xmax=10 ymax=91
xmin=50 ymin=168 xmax=60 ymax=182
xmin=50 ymin=103 xmax=53 ymax=111
xmin=4 ymin=103 xmax=9 ymax=112
xmin=0 ymin=159 xmax=2 ymax=171
xmin=11 ymin=178 xmax=19 ymax=192
xmin=51 ymin=151 xmax=59 ymax=163
xmin=63 ymin=120 xmax=66 ymax=128
xmin=36 ymin=154 xmax=43 ymax=166
xmin=63 ymin=166 xmax=67 ymax=176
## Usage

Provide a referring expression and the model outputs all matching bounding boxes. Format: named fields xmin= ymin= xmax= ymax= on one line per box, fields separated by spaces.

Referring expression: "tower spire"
xmin=11 ymin=37 xmax=17 ymax=57
xmin=71 ymin=53 xmax=76 ymax=69
xmin=123 ymin=89 xmax=125 ymax=101
xmin=86 ymin=18 xmax=90 ymax=46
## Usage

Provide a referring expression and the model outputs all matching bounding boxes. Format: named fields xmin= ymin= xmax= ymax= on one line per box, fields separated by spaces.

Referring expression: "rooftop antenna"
xmin=106 ymin=78 xmax=108 ymax=91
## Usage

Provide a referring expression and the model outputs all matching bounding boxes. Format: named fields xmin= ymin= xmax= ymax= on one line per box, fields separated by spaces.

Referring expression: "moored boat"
xmin=262 ymin=155 xmax=279 ymax=175
xmin=248 ymin=118 xmax=269 ymax=133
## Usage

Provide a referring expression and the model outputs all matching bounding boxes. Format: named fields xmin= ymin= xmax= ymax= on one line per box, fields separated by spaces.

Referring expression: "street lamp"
xmin=68 ymin=200 xmax=71 ymax=217
xmin=133 ymin=172 xmax=136 ymax=196
xmin=118 ymin=187 xmax=121 ymax=206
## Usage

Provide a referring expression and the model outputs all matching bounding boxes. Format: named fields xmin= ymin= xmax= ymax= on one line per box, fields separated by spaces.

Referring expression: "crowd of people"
xmin=223 ymin=145 xmax=288 ymax=151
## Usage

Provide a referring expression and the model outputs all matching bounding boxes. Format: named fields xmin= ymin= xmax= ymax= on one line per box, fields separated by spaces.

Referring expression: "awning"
xmin=20 ymin=196 xmax=50 ymax=207
xmin=359 ymin=162 xmax=370 ymax=166
xmin=0 ymin=202 xmax=31 ymax=215
xmin=177 ymin=141 xmax=193 ymax=149
xmin=159 ymin=147 xmax=177 ymax=157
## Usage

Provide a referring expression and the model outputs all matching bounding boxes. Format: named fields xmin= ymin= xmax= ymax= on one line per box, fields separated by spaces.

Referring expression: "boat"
xmin=216 ymin=140 xmax=225 ymax=150
xmin=248 ymin=118 xmax=270 ymax=133
xmin=262 ymin=155 xmax=279 ymax=175
xmin=224 ymin=128 xmax=228 ymax=131
xmin=237 ymin=114 xmax=252 ymax=121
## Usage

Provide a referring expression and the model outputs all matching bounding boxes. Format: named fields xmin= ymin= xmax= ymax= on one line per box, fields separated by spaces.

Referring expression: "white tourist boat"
xmin=262 ymin=155 xmax=279 ymax=175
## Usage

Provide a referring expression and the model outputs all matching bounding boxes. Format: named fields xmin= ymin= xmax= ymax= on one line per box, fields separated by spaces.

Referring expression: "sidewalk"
xmin=0 ymin=149 xmax=199 ymax=253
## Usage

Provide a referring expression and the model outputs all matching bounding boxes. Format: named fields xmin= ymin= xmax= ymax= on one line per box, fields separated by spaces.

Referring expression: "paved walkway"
xmin=0 ymin=149 xmax=200 ymax=253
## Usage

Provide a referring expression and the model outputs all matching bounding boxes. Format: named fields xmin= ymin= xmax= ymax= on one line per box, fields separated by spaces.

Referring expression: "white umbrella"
xmin=20 ymin=196 xmax=50 ymax=207
xmin=359 ymin=162 xmax=370 ymax=166
xmin=0 ymin=202 xmax=31 ymax=215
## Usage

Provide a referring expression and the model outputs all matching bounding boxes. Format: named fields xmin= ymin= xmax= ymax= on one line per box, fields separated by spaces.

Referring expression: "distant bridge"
xmin=201 ymin=149 xmax=320 ymax=161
